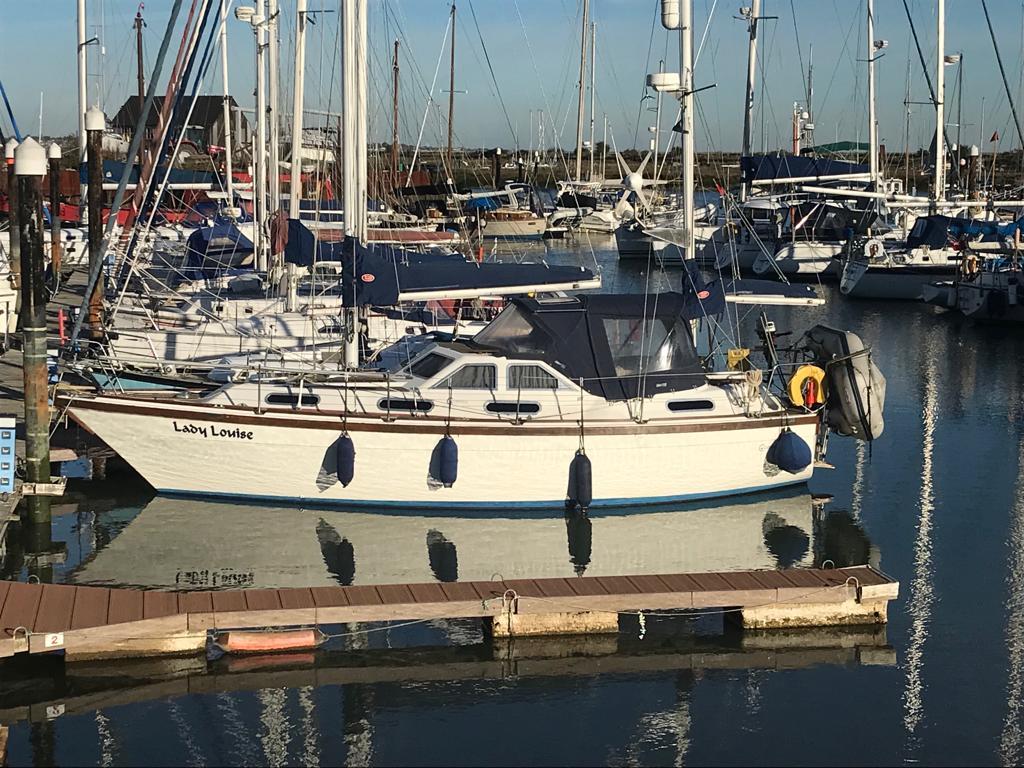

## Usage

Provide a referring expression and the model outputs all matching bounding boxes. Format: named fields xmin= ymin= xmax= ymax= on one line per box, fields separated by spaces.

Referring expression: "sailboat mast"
xmin=341 ymin=0 xmax=367 ymax=368
xmin=356 ymin=0 xmax=368 ymax=239
xmin=867 ymin=0 xmax=879 ymax=191
xmin=574 ymin=0 xmax=590 ymax=181
xmin=806 ymin=44 xmax=813 ymax=138
xmin=740 ymin=0 xmax=760 ymax=201
xmin=601 ymin=112 xmax=608 ymax=180
xmin=588 ymin=21 xmax=596 ymax=180
xmin=254 ymin=0 xmax=268 ymax=270
xmin=135 ymin=7 xmax=145 ymax=119
xmin=392 ymin=39 xmax=399 ymax=180
xmin=447 ymin=3 xmax=456 ymax=177
xmin=219 ymin=0 xmax=234 ymax=206
xmin=680 ymin=0 xmax=694 ymax=258
xmin=78 ymin=0 xmax=89 ymax=224
xmin=934 ymin=0 xmax=946 ymax=203
xmin=904 ymin=56 xmax=912 ymax=191
xmin=267 ymin=0 xmax=281 ymax=213
xmin=653 ymin=60 xmax=663 ymax=182
xmin=289 ymin=0 xmax=307 ymax=220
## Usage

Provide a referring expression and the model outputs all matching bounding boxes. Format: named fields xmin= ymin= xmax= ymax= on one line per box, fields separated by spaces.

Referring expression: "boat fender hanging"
xmin=766 ymin=428 xmax=812 ymax=474
xmin=787 ymin=364 xmax=826 ymax=408
xmin=213 ymin=629 xmax=324 ymax=655
xmin=567 ymin=449 xmax=593 ymax=510
xmin=336 ymin=433 xmax=355 ymax=487
xmin=437 ymin=435 xmax=458 ymax=487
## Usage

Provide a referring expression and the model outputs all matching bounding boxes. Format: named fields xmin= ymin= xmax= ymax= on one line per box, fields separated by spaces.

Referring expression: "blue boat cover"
xmin=723 ymin=279 xmax=822 ymax=301
xmin=184 ymin=222 xmax=255 ymax=279
xmin=79 ymin=160 xmax=216 ymax=187
xmin=906 ymin=214 xmax=1024 ymax=249
xmin=740 ymin=155 xmax=868 ymax=183
xmin=464 ymin=197 xmax=500 ymax=211
xmin=283 ymin=219 xmax=596 ymax=306
xmin=681 ymin=260 xmax=726 ymax=317
xmin=473 ymin=292 xmax=707 ymax=400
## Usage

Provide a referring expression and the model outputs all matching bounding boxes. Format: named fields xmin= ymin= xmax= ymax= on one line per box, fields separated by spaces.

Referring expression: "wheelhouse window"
xmin=435 ymin=364 xmax=496 ymax=389
xmin=603 ymin=317 xmax=693 ymax=377
xmin=407 ymin=352 xmax=452 ymax=379
xmin=472 ymin=305 xmax=550 ymax=355
xmin=508 ymin=364 xmax=559 ymax=390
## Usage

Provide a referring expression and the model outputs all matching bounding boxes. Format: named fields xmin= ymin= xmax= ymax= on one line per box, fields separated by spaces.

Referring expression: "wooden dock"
xmin=0 ymin=565 xmax=898 ymax=661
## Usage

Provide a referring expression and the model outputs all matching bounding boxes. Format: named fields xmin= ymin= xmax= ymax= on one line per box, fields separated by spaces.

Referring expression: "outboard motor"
xmin=802 ymin=325 xmax=886 ymax=440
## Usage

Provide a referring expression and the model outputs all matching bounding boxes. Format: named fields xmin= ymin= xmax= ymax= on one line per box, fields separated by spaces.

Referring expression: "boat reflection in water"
xmin=1 ymin=490 xmax=886 ymax=766
xmin=66 ymin=489 xmax=878 ymax=591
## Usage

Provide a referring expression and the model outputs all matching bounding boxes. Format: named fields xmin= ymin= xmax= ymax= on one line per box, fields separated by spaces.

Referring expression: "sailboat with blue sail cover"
xmin=59 ymin=0 xmax=886 ymax=510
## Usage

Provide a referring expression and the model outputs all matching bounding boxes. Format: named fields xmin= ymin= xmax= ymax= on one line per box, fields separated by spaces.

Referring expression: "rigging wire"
xmin=789 ymin=0 xmax=808 ymax=106
xmin=465 ymin=0 xmax=519 ymax=146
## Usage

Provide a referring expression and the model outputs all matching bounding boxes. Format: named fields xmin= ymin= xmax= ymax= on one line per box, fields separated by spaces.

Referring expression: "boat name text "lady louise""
xmin=173 ymin=421 xmax=254 ymax=440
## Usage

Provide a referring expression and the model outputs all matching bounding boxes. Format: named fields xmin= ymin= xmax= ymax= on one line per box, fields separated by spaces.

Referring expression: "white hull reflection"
xmin=70 ymin=491 xmax=823 ymax=590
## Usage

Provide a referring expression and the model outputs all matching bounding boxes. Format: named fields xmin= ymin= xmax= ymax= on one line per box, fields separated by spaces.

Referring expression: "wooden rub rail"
xmin=0 ymin=566 xmax=899 ymax=661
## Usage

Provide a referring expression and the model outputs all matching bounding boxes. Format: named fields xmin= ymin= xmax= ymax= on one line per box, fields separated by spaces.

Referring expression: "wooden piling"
xmin=85 ymin=109 xmax=105 ymax=339
xmin=47 ymin=144 xmax=62 ymax=278
xmin=14 ymin=138 xmax=50 ymax=526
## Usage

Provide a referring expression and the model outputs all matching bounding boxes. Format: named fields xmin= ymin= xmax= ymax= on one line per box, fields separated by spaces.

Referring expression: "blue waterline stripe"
xmin=154 ymin=479 xmax=810 ymax=517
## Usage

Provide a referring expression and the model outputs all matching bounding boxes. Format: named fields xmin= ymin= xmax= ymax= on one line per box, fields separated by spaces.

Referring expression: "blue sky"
xmin=3 ymin=1 xmax=1024 ymax=154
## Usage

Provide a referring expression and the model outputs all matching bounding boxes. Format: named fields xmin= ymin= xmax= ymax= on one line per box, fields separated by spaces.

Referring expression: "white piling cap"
xmin=4 ymin=138 xmax=18 ymax=161
xmin=14 ymin=137 xmax=47 ymax=176
xmin=47 ymin=142 xmax=62 ymax=160
xmin=85 ymin=106 xmax=106 ymax=132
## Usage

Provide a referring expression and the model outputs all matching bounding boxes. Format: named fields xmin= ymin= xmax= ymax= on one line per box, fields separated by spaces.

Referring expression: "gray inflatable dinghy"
xmin=802 ymin=325 xmax=886 ymax=440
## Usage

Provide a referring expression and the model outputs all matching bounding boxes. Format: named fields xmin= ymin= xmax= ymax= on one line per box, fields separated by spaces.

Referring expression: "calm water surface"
xmin=2 ymin=237 xmax=1023 ymax=766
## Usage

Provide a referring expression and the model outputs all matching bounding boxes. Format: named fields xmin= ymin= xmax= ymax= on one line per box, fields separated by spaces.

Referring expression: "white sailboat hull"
xmin=64 ymin=395 xmax=818 ymax=509
xmin=841 ymin=263 xmax=955 ymax=300
xmin=756 ymin=242 xmax=842 ymax=277
xmin=480 ymin=218 xmax=546 ymax=239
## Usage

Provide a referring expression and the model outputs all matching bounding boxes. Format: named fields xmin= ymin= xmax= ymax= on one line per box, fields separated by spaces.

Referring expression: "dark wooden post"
xmin=47 ymin=143 xmax=62 ymax=278
xmin=86 ymin=108 xmax=105 ymax=339
xmin=15 ymin=138 xmax=51 ymax=525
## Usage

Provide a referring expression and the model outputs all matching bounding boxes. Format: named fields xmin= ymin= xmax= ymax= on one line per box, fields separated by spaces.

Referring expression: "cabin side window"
xmin=265 ymin=391 xmax=321 ymax=408
xmin=378 ymin=398 xmax=433 ymax=412
xmin=435 ymin=364 xmax=497 ymax=389
xmin=667 ymin=399 xmax=715 ymax=412
xmin=486 ymin=402 xmax=541 ymax=415
xmin=507 ymin=364 xmax=560 ymax=390
xmin=408 ymin=352 xmax=452 ymax=379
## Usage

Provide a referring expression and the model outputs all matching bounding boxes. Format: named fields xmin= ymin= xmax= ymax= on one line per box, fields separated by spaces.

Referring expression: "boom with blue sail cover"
xmin=283 ymin=220 xmax=600 ymax=305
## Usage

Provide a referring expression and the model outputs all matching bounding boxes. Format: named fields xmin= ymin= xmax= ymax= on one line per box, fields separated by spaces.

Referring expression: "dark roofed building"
xmin=111 ymin=95 xmax=249 ymax=153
